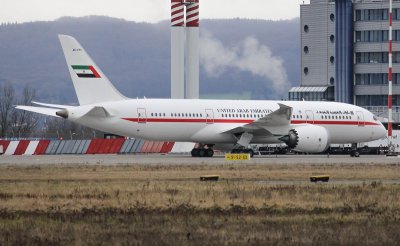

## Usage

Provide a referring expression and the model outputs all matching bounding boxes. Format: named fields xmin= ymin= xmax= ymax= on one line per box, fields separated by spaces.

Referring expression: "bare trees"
xmin=0 ymin=83 xmax=104 ymax=139
xmin=11 ymin=86 xmax=38 ymax=138
xmin=0 ymin=84 xmax=39 ymax=138
xmin=0 ymin=84 xmax=15 ymax=137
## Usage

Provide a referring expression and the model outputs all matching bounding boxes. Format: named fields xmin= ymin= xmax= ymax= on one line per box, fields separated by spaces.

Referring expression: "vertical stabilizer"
xmin=58 ymin=35 xmax=126 ymax=105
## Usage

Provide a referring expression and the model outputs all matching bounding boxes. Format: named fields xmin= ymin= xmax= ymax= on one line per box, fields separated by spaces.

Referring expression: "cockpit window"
xmin=373 ymin=115 xmax=378 ymax=121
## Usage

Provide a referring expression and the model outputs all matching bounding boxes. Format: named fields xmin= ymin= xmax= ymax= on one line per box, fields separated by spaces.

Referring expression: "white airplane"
xmin=17 ymin=35 xmax=387 ymax=157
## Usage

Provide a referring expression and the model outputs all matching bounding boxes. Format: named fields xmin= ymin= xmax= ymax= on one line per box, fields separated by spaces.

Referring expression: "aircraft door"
xmin=305 ymin=110 xmax=314 ymax=124
xmin=205 ymin=109 xmax=214 ymax=124
xmin=137 ymin=108 xmax=147 ymax=123
xmin=356 ymin=111 xmax=365 ymax=126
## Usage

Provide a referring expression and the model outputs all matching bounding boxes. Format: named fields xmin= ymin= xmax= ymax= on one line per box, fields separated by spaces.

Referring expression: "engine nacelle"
xmin=280 ymin=125 xmax=330 ymax=153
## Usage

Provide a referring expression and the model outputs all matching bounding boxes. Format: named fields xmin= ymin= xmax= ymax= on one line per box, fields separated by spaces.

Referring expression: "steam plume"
xmin=200 ymin=31 xmax=290 ymax=95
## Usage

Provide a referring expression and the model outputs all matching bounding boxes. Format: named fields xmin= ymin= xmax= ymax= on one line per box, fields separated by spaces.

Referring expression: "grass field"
xmin=0 ymin=162 xmax=400 ymax=245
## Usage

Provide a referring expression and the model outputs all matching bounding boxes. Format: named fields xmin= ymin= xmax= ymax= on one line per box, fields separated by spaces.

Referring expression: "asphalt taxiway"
xmin=0 ymin=153 xmax=398 ymax=166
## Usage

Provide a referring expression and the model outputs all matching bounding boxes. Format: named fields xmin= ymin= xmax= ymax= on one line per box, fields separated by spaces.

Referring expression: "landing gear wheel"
xmin=191 ymin=147 xmax=215 ymax=158
xmin=350 ymin=150 xmax=360 ymax=158
xmin=191 ymin=149 xmax=199 ymax=157
xmin=206 ymin=148 xmax=214 ymax=157
xmin=248 ymin=149 xmax=254 ymax=158
xmin=198 ymin=149 xmax=206 ymax=157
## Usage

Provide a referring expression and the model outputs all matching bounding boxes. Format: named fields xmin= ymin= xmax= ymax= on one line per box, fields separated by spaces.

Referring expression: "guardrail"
xmin=0 ymin=139 xmax=194 ymax=155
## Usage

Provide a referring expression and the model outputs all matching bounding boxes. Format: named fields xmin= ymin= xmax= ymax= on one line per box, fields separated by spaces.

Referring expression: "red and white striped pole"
xmin=389 ymin=0 xmax=393 ymax=138
xmin=171 ymin=0 xmax=185 ymax=99
xmin=185 ymin=0 xmax=199 ymax=99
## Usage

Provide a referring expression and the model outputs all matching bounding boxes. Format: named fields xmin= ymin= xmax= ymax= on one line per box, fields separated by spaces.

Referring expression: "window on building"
xmin=355 ymin=52 xmax=398 ymax=64
xmin=356 ymin=9 xmax=389 ymax=21
xmin=355 ymin=95 xmax=396 ymax=106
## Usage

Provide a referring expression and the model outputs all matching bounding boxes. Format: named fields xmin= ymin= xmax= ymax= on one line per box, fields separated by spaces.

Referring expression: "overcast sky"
xmin=0 ymin=0 xmax=308 ymax=24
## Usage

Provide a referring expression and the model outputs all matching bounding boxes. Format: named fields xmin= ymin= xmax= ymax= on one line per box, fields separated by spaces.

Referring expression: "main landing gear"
xmin=191 ymin=146 xmax=214 ymax=157
xmin=350 ymin=143 xmax=360 ymax=157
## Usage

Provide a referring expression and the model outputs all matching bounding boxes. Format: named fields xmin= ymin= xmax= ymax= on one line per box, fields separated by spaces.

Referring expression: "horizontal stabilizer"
xmin=32 ymin=101 xmax=70 ymax=109
xmin=15 ymin=106 xmax=61 ymax=117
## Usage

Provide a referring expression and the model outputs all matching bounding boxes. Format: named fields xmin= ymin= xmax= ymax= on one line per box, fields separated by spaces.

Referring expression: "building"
xmin=289 ymin=0 xmax=400 ymax=123
xmin=289 ymin=0 xmax=335 ymax=102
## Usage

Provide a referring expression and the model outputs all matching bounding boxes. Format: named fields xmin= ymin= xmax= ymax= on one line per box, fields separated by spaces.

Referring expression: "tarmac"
xmin=0 ymin=153 xmax=399 ymax=166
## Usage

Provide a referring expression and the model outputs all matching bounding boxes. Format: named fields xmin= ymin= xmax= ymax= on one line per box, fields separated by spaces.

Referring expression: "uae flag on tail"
xmin=71 ymin=65 xmax=101 ymax=78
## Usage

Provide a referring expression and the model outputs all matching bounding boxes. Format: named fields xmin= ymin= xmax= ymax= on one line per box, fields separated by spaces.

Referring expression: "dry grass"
xmin=0 ymin=163 xmax=399 ymax=245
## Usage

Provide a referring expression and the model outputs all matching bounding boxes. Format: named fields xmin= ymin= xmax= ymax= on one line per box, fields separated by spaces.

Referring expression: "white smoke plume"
xmin=200 ymin=31 xmax=290 ymax=95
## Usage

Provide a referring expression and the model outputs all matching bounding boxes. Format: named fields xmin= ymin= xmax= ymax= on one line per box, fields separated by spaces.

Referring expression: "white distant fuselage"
xmin=69 ymin=99 xmax=386 ymax=145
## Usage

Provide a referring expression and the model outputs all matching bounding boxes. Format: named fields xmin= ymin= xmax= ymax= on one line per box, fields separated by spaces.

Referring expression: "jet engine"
xmin=279 ymin=125 xmax=329 ymax=153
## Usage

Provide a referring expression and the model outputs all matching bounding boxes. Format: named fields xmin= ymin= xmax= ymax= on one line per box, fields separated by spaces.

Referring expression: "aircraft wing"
xmin=221 ymin=103 xmax=292 ymax=135
xmin=15 ymin=106 xmax=61 ymax=117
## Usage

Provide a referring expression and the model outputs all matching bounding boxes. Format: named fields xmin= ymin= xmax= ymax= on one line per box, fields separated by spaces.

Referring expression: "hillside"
xmin=0 ymin=16 xmax=299 ymax=103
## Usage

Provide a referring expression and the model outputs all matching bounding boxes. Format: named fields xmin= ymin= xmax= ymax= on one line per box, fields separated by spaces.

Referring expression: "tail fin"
xmin=58 ymin=35 xmax=126 ymax=105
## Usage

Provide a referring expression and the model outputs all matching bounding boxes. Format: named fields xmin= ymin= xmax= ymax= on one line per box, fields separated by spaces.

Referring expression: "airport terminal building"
xmin=289 ymin=0 xmax=400 ymax=123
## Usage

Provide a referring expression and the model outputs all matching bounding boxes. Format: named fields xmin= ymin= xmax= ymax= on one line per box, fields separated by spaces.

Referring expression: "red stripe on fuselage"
xmin=122 ymin=118 xmax=379 ymax=126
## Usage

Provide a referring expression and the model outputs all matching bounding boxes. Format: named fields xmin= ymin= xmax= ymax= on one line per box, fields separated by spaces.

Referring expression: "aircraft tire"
xmin=206 ymin=148 xmax=214 ymax=157
xmin=248 ymin=149 xmax=254 ymax=158
xmin=191 ymin=149 xmax=199 ymax=157
xmin=199 ymin=149 xmax=206 ymax=157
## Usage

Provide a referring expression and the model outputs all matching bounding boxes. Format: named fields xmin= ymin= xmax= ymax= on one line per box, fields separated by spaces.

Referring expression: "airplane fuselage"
xmin=69 ymin=99 xmax=386 ymax=145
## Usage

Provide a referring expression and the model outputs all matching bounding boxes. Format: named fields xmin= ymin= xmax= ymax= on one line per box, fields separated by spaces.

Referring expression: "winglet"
xmin=253 ymin=103 xmax=292 ymax=126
